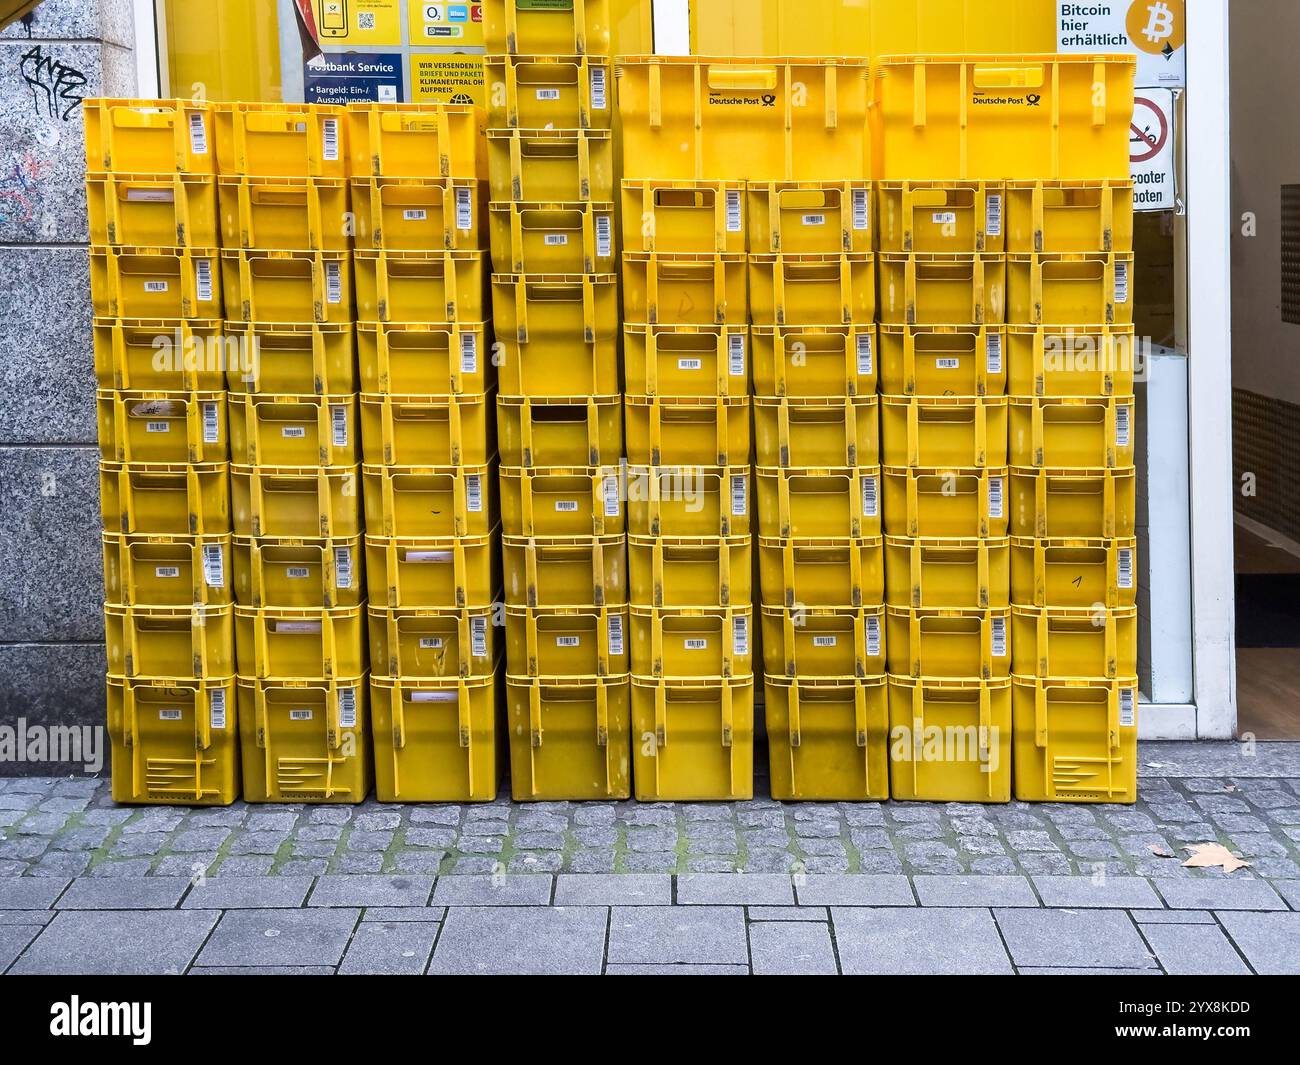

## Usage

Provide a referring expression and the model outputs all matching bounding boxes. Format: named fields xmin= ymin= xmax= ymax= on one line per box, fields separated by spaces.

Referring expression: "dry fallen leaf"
xmin=1182 ymin=843 xmax=1251 ymax=874
xmin=1148 ymin=844 xmax=1175 ymax=858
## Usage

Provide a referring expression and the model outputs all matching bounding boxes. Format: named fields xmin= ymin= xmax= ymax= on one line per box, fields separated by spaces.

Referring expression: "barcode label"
xmin=1118 ymin=547 xmax=1134 ymax=589
xmin=684 ymin=638 xmax=708 ymax=651
xmin=678 ymin=358 xmax=702 ymax=371
xmin=419 ymin=637 xmax=444 ymax=649
xmin=407 ymin=550 xmax=452 ymax=563
xmin=456 ymin=187 xmax=473 ymax=231
xmin=544 ymin=234 xmax=569 ymax=246
xmin=813 ymin=636 xmax=837 ymax=648
xmin=733 ymin=614 xmax=750 ymax=656
xmin=325 ymin=261 xmax=342 ymax=304
xmin=195 ymin=258 xmax=213 ymax=302
xmin=603 ymin=475 xmax=621 ymax=518
xmin=460 ymin=331 xmax=478 ymax=373
xmin=470 ymin=616 xmax=488 ymax=657
xmin=283 ymin=426 xmax=306 ymax=439
xmin=465 ymin=474 xmax=483 ymax=512
xmin=866 ymin=615 xmax=881 ymax=658
xmin=209 ymin=689 xmax=226 ymax=730
xmin=202 ymin=402 xmax=220 ymax=444
xmin=728 ymin=333 xmax=746 ymax=377
xmin=555 ymin=500 xmax=579 ymax=513
xmin=155 ymin=566 xmax=180 ymax=578
xmin=731 ymin=475 xmax=748 ymax=517
xmin=726 ymin=190 xmax=742 ymax=233
xmin=411 ymin=692 xmax=457 ymax=703
xmin=188 ymin=112 xmax=208 ymax=155
xmin=1116 ymin=404 xmax=1131 ymax=448
xmin=803 ymin=214 xmax=826 ymax=227
xmin=404 ymin=209 xmax=428 ymax=221
xmin=1115 ymin=260 xmax=1130 ymax=304
xmin=289 ymin=709 xmax=313 ymax=721
xmin=852 ymin=188 xmax=869 ymax=230
xmin=159 ymin=709 xmax=182 ymax=721
xmin=856 ymin=332 xmax=873 ymax=375
xmin=536 ymin=88 xmax=561 ymax=100
xmin=590 ymin=65 xmax=607 ymax=109
xmin=322 ymin=118 xmax=340 ymax=162
xmin=608 ymin=613 xmax=624 ymax=656
xmin=991 ymin=615 xmax=1007 ymax=658
xmin=334 ymin=547 xmax=352 ymax=589
xmin=556 ymin=636 xmax=581 ymax=648
xmin=331 ymin=404 xmax=348 ymax=447
xmin=144 ymin=281 xmax=169 ymax=293
xmin=338 ymin=687 xmax=357 ymax=728
xmin=596 ymin=214 xmax=612 ymax=258
xmin=988 ymin=477 xmax=1004 ymax=519
xmin=932 ymin=211 xmax=957 ymax=226
xmin=861 ymin=475 xmax=878 ymax=518
xmin=286 ymin=567 xmax=310 ymax=580
xmin=936 ymin=358 xmax=960 ymax=370
xmin=146 ymin=421 xmax=169 ymax=434
xmin=986 ymin=332 xmax=1003 ymax=375
xmin=1119 ymin=687 xmax=1136 ymax=728
xmin=986 ymin=194 xmax=1003 ymax=237
xmin=126 ymin=188 xmax=175 ymax=203
xmin=202 ymin=544 xmax=224 ymax=588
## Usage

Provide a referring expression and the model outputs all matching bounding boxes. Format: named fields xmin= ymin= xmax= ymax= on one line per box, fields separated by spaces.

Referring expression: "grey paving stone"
xmin=197 ymin=908 xmax=360 ymax=968
xmin=574 ymin=805 xmax=617 ymax=827
xmin=608 ymin=906 xmax=748 ymax=966
xmin=566 ymin=850 xmax=617 ymax=874
xmin=0 ymin=910 xmax=56 ymax=926
xmin=1271 ymin=879 xmax=1300 ymax=910
xmin=994 ymin=909 xmax=1157 ymax=969
xmin=172 ymin=829 xmax=231 ymax=853
xmin=432 ymin=874 xmax=552 ymax=906
xmin=0 ymin=878 xmax=68 ymax=909
xmin=155 ymin=856 xmax=216 ymax=879
xmin=88 ymin=859 xmax=154 ymax=878
xmin=363 ymin=907 xmax=446 ymax=922
xmin=803 ymin=855 xmax=851 ymax=874
xmin=12 ymin=910 xmax=219 ymax=975
xmin=605 ymin=964 xmax=749 ymax=975
xmin=554 ymin=874 xmax=670 ymax=907
xmin=514 ymin=813 xmax=569 ymax=834
xmin=1032 ymin=875 xmax=1164 ymax=909
xmin=293 ymin=842 xmax=337 ymax=859
xmin=190 ymin=966 xmax=336 ymax=975
xmin=345 ymin=830 xmax=393 ymax=853
xmin=57 ymin=877 xmax=191 ymax=910
xmin=1133 ymin=909 xmax=1217 ymax=924
xmin=309 ymin=875 xmax=433 ymax=908
xmin=28 ymin=852 xmax=90 ymax=877
xmin=1017 ymin=967 xmax=1162 ymax=975
xmin=184 ymin=877 xmax=314 ymax=909
xmin=229 ymin=831 xmax=289 ymax=856
xmin=796 ymin=874 xmax=914 ymax=907
xmin=1016 ymin=853 xmax=1074 ymax=875
xmin=627 ymin=827 xmax=678 ymax=852
xmin=913 ymin=875 xmax=1038 ymax=907
xmin=430 ymin=906 xmax=607 ymax=975
xmin=749 ymin=920 xmax=838 ymax=975
xmin=747 ymin=905 xmax=828 ymax=922
xmin=1215 ymin=912 xmax=1300 ymax=975
xmin=1141 ymin=922 xmax=1251 ymax=975
xmin=403 ymin=828 xmax=457 ymax=850
xmin=339 ymin=921 xmax=438 ymax=976
xmin=331 ymin=853 xmax=386 ymax=874
xmin=621 ymin=852 xmax=680 ymax=873
xmin=111 ymin=832 xmax=169 ymax=858
xmin=458 ymin=837 xmax=505 ymax=855
xmin=0 ymin=924 xmax=43 ymax=972
xmin=50 ymin=827 xmax=110 ymax=851
xmin=278 ymin=860 xmax=330 ymax=877
xmin=391 ymin=852 xmax=446 ymax=875
xmin=856 ymin=851 xmax=905 ymax=874
xmin=677 ymin=874 xmax=794 ymax=906
xmin=1155 ymin=877 xmax=1286 ymax=911
xmin=509 ymin=852 xmax=564 ymax=874
xmin=833 ymin=908 xmax=1012 ymax=975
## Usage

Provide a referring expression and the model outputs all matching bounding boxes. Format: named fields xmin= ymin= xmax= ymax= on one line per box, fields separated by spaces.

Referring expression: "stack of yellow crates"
xmin=89 ymin=99 xmax=238 ymax=805
xmin=487 ymin=2 xmax=630 ymax=801
xmin=214 ymin=102 xmax=370 ymax=803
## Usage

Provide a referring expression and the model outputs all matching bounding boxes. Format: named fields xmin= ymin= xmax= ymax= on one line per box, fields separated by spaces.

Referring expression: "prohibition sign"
xmin=1131 ymin=96 xmax=1169 ymax=163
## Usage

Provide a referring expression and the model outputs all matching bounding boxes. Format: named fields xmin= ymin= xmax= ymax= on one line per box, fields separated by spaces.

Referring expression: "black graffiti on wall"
xmin=19 ymin=45 xmax=86 ymax=121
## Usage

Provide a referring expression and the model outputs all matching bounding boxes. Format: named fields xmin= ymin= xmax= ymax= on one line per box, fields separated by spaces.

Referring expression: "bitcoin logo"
xmin=1141 ymin=2 xmax=1175 ymax=43
xmin=1126 ymin=0 xmax=1185 ymax=56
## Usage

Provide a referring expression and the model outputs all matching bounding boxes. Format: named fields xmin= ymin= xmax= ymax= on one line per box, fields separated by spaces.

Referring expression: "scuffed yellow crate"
xmin=500 ymin=466 xmax=625 ymax=537
xmin=1010 ymin=536 xmax=1137 ymax=610
xmin=754 ymin=396 xmax=879 ymax=468
xmin=749 ymin=254 xmax=876 ymax=327
xmin=1006 ymin=325 xmax=1137 ymax=397
xmin=503 ymin=534 xmax=628 ymax=608
xmin=104 ymin=603 xmax=234 ymax=678
xmin=880 ymin=396 xmax=1008 ymax=469
xmin=622 ymin=253 xmax=748 ymax=326
xmin=353 ymin=251 xmax=486 ymax=324
xmin=228 ymin=394 xmax=358 ymax=467
xmin=232 ymin=535 xmax=363 ymax=610
xmin=487 ymin=128 xmax=615 ymax=203
xmin=88 ymin=173 xmax=219 ymax=247
xmin=766 ymin=676 xmax=889 ymax=802
xmin=357 ymin=322 xmax=491 ymax=396
xmin=751 ymin=325 xmax=877 ymax=398
xmin=1006 ymin=181 xmax=1135 ymax=254
xmin=225 ymin=323 xmax=357 ymax=397
xmin=369 ymin=607 xmax=499 ymax=680
xmin=234 ymin=605 xmax=367 ymax=680
xmin=1011 ymin=606 xmax=1138 ymax=680
xmin=630 ymin=606 xmax=753 ymax=679
xmin=489 ymin=201 xmax=617 ymax=273
xmin=748 ymin=182 xmax=873 ymax=255
xmin=486 ymin=54 xmax=613 ymax=130
xmin=878 ymin=253 xmax=1004 ymax=326
xmin=761 ymin=606 xmax=886 ymax=679
xmin=505 ymin=606 xmax=629 ymax=678
xmin=1009 ymin=466 xmax=1137 ymax=538
xmin=498 ymin=395 xmax=623 ymax=467
xmin=94 ymin=318 xmax=228 ymax=393
xmin=92 ymin=247 xmax=222 ymax=319
xmin=629 ymin=535 xmax=751 ymax=610
xmin=878 ymin=324 xmax=1006 ymax=398
xmin=217 ymin=176 xmax=349 ymax=251
xmin=622 ymin=180 xmax=747 ymax=254
xmin=352 ymin=177 xmax=485 ymax=252
xmin=347 ymin=103 xmax=485 ymax=181
xmin=877 ymin=181 xmax=1005 ymax=254
xmin=362 ymin=464 xmax=496 ymax=538
xmin=882 ymin=467 xmax=1009 ymax=538
xmin=360 ymin=393 xmax=493 ymax=467
xmin=624 ymin=324 xmax=750 ymax=398
xmin=486 ymin=0 xmax=611 ymax=54
xmin=625 ymin=396 xmax=752 ymax=467
xmin=365 ymin=532 xmax=500 ymax=610
xmin=626 ymin=465 xmax=751 ymax=538
xmin=757 ymin=467 xmax=882 ymax=539
xmin=215 ymin=103 xmax=348 ymax=178
xmin=885 ymin=607 xmax=1011 ymax=680
xmin=97 ymin=390 xmax=227 ymax=464
xmin=884 ymin=536 xmax=1011 ymax=610
xmin=1009 ymin=396 xmax=1136 ymax=469
xmin=85 ymin=98 xmax=216 ymax=175
xmin=757 ymin=536 xmax=884 ymax=609
xmin=101 ymin=461 xmax=231 ymax=536
xmin=220 ymin=250 xmax=351 ymax=324
xmin=103 ymin=532 xmax=232 ymax=607
xmin=1006 ymin=254 xmax=1135 ymax=326
xmin=231 ymin=464 xmax=361 ymax=539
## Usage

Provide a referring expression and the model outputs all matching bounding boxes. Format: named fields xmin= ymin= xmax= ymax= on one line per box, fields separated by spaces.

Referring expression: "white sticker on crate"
xmin=331 ymin=405 xmax=348 ymax=448
xmin=857 ymin=332 xmax=874 ymax=375
xmin=275 ymin=620 xmax=322 ymax=634
xmin=986 ymin=194 xmax=1003 ymax=237
xmin=471 ymin=616 xmax=488 ymax=657
xmin=407 ymin=550 xmax=452 ymax=563
xmin=460 ymin=331 xmax=478 ymax=374
xmin=608 ymin=613 xmax=624 ymax=657
xmin=465 ymin=474 xmax=483 ymax=513
xmin=726 ymin=190 xmax=742 ymax=233
xmin=852 ymin=188 xmax=869 ymax=231
xmin=813 ymin=636 xmax=838 ymax=648
xmin=731 ymin=474 xmax=748 ymax=517
xmin=988 ymin=477 xmax=1004 ymax=520
xmin=146 ymin=421 xmax=170 ymax=434
xmin=1117 ymin=404 xmax=1132 ymax=448
xmin=282 ymin=426 xmax=306 ymax=439
xmin=684 ymin=638 xmax=708 ymax=651
xmin=159 ymin=709 xmax=183 ymax=721
xmin=209 ymin=688 xmax=227 ymax=729
xmin=126 ymin=188 xmax=175 ymax=203
xmin=144 ymin=281 xmax=169 ymax=293
xmin=590 ymin=65 xmax=607 ymax=110
xmin=678 ymin=358 xmax=703 ymax=371
xmin=555 ymin=500 xmax=580 ymax=513
xmin=338 ymin=687 xmax=357 ymax=728
xmin=325 ymin=261 xmax=343 ymax=305
xmin=1115 ymin=260 xmax=1130 ymax=304
xmin=866 ymin=615 xmax=881 ymax=658
xmin=728 ymin=333 xmax=746 ymax=377
xmin=991 ymin=615 xmax=1007 ymax=658
xmin=155 ymin=566 xmax=181 ymax=578
xmin=334 ymin=547 xmax=352 ymax=589
xmin=733 ymin=614 xmax=750 ymax=656
xmin=603 ymin=475 xmax=621 ymax=518
xmin=322 ymin=118 xmax=340 ymax=162
xmin=404 ymin=209 xmax=428 ymax=222
xmin=188 ymin=111 xmax=209 ymax=155
xmin=286 ymin=566 xmax=310 ymax=580
xmin=420 ymin=637 xmax=445 ymax=649
xmin=202 ymin=402 xmax=220 ymax=444
xmin=803 ymin=214 xmax=826 ymax=227
xmin=1118 ymin=547 xmax=1134 ymax=589
xmin=203 ymin=544 xmax=224 ymax=588
xmin=936 ymin=357 xmax=960 ymax=370
xmin=536 ymin=88 xmax=561 ymax=101
xmin=544 ymin=234 xmax=569 ymax=246
xmin=456 ymin=187 xmax=473 ymax=231
xmin=1120 ymin=687 xmax=1136 ymax=728
xmin=932 ymin=211 xmax=957 ymax=226
xmin=556 ymin=636 xmax=581 ymax=648
xmin=986 ymin=332 xmax=1003 ymax=375
xmin=596 ymin=215 xmax=612 ymax=259
xmin=861 ymin=475 xmax=878 ymax=518
xmin=412 ymin=691 xmax=458 ymax=703
xmin=289 ymin=709 xmax=313 ymax=721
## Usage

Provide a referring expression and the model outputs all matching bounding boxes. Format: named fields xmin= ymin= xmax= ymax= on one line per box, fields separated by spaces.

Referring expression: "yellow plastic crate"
xmin=1009 ymin=466 xmax=1136 ymax=538
xmin=91 ymin=247 xmax=222 ymax=319
xmin=1006 ymin=325 xmax=1137 ymax=397
xmin=216 ymin=176 xmax=349 ymax=251
xmin=371 ymin=673 xmax=503 ymax=803
xmin=487 ymin=0 xmax=610 ymax=54
xmin=748 ymin=182 xmax=873 ymax=255
xmin=507 ymin=675 xmax=631 ymax=801
xmin=751 ymin=325 xmax=878 ymax=398
xmin=757 ymin=536 xmax=885 ymax=609
xmin=352 ymin=177 xmax=485 ymax=252
xmin=357 ymin=322 xmax=491 ymax=396
xmin=228 ymin=394 xmax=358 ymax=467
xmin=756 ymin=467 xmax=882 ymax=538
xmin=884 ymin=536 xmax=1011 ymax=610
xmin=103 ymin=532 xmax=232 ymax=607
xmin=492 ymin=273 xmax=620 ymax=395
xmin=878 ymin=325 xmax=1006 ymax=397
xmin=353 ymin=251 xmax=484 ymax=324
xmin=104 ymin=603 xmax=235 ymax=678
xmin=1009 ymin=396 xmax=1136 ymax=469
xmin=622 ymin=180 xmax=747 ymax=254
xmin=629 ymin=535 xmax=751 ymax=610
xmin=880 ymin=396 xmax=1008 ymax=469
xmin=347 ymin=103 xmax=485 ymax=181
xmin=874 ymin=54 xmax=1135 ymax=181
xmin=626 ymin=466 xmax=750 ymax=538
xmin=755 ymin=396 xmax=880 ymax=468
xmin=360 ymin=393 xmax=492 ymax=466
xmin=1011 ymin=536 xmax=1137 ymax=610
xmin=237 ymin=676 xmax=371 ymax=803
xmin=877 ymin=181 xmax=1005 ymax=254
xmin=505 ymin=606 xmax=629 ymax=678
xmin=214 ymin=102 xmax=348 ymax=178
xmin=749 ymin=254 xmax=876 ymax=326
xmin=485 ymin=54 xmax=613 ymax=130
xmin=1011 ymin=606 xmax=1138 ymax=680
xmin=85 ymin=99 xmax=217 ymax=175
xmin=623 ymin=253 xmax=748 ymax=326
xmin=887 ymin=676 xmax=1012 ymax=802
xmin=504 ymin=534 xmax=628 ymax=608
xmin=108 ymin=676 xmax=238 ymax=805
xmin=761 ymin=606 xmax=886 ymax=679
xmin=101 ymin=461 xmax=230 ymax=535
xmin=490 ymin=201 xmax=616 ymax=273
xmin=225 ymin=322 xmax=356 ymax=396
xmin=624 ymin=324 xmax=749 ymax=398
xmin=878 ymin=253 xmax=1005 ymax=326
xmin=1007 ymin=181 xmax=1135 ymax=254
xmin=882 ymin=467 xmax=1008 ymax=538
xmin=1012 ymin=676 xmax=1138 ymax=803
xmin=631 ymin=675 xmax=753 ymax=801
xmin=885 ymin=608 xmax=1011 ymax=680
xmin=96 ymin=390 xmax=227 ymax=464
xmin=1007 ymin=254 xmax=1135 ymax=326
xmin=362 ymin=464 xmax=496 ymax=538
xmin=365 ymin=532 xmax=500 ymax=609
xmin=232 ymin=535 xmax=363 ymax=610
xmin=498 ymin=395 xmax=623 ymax=467
xmin=231 ymin=464 xmax=361 ymax=539
xmin=94 ymin=319 xmax=228 ymax=392
xmin=220 ymin=250 xmax=351 ymax=324
xmin=88 ymin=173 xmax=218 ymax=247
xmin=234 ymin=605 xmax=366 ymax=680
xmin=617 ymin=56 xmax=871 ymax=181
xmin=625 ymin=396 xmax=752 ymax=466
xmin=766 ymin=676 xmax=889 ymax=802
xmin=631 ymin=606 xmax=752 ymax=679
xmin=500 ymin=466 xmax=625 ymax=537
xmin=487 ymin=128 xmax=615 ymax=203
xmin=369 ymin=607 xmax=498 ymax=680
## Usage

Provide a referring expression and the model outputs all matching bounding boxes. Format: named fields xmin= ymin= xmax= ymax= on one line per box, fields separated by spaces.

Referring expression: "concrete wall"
xmin=0 ymin=0 xmax=136 ymax=775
